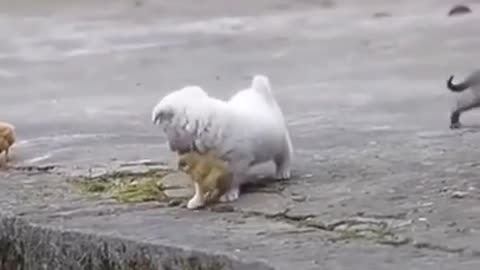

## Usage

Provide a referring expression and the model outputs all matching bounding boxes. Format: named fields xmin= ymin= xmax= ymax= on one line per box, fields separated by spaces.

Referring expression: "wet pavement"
xmin=2 ymin=0 xmax=480 ymax=269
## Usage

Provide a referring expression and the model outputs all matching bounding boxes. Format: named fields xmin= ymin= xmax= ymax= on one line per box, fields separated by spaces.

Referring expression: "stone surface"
xmin=233 ymin=192 xmax=290 ymax=217
xmin=2 ymin=0 xmax=480 ymax=269
xmin=162 ymin=172 xmax=194 ymax=199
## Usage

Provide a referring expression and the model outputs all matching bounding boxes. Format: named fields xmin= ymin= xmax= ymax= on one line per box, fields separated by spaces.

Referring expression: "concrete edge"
xmin=0 ymin=212 xmax=275 ymax=270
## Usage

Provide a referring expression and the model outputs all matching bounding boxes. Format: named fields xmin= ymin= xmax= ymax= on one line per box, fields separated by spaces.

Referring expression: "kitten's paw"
xmin=450 ymin=122 xmax=462 ymax=129
xmin=219 ymin=187 xmax=240 ymax=202
xmin=187 ymin=197 xmax=205 ymax=209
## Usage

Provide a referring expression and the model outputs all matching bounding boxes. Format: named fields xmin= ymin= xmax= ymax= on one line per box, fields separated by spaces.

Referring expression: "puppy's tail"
xmin=251 ymin=75 xmax=277 ymax=105
xmin=447 ymin=75 xmax=469 ymax=92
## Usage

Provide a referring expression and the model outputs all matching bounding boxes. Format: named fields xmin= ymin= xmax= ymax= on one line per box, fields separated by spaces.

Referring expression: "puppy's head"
xmin=152 ymin=86 xmax=208 ymax=125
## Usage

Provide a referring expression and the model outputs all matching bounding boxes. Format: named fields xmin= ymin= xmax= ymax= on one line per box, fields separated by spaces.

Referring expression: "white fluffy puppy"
xmin=152 ymin=75 xmax=293 ymax=202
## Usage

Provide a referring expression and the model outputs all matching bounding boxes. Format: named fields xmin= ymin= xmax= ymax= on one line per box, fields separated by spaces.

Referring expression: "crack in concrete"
xmin=412 ymin=242 xmax=465 ymax=254
xmin=211 ymin=206 xmax=472 ymax=255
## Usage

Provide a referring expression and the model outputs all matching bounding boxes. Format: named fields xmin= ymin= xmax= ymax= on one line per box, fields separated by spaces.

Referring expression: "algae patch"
xmin=70 ymin=169 xmax=174 ymax=203
xmin=327 ymin=219 xmax=411 ymax=246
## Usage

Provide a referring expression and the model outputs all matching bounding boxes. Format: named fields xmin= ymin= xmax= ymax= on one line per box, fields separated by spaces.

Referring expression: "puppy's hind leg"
xmin=450 ymin=98 xmax=480 ymax=129
xmin=219 ymin=186 xmax=240 ymax=202
xmin=274 ymin=132 xmax=293 ymax=180
xmin=219 ymin=173 xmax=242 ymax=202
xmin=219 ymin=160 xmax=249 ymax=203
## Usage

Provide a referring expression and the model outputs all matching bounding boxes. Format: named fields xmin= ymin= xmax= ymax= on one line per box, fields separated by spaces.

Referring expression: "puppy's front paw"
xmin=275 ymin=169 xmax=291 ymax=180
xmin=219 ymin=187 xmax=240 ymax=202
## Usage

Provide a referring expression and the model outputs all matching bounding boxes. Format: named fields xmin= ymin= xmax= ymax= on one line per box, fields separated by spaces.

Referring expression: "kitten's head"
xmin=177 ymin=152 xmax=201 ymax=172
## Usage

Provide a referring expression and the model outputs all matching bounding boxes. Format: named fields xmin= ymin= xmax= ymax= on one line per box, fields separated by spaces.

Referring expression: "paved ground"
xmin=2 ymin=0 xmax=480 ymax=269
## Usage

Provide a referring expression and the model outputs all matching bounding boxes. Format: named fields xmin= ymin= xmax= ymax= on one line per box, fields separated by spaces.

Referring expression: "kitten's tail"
xmin=447 ymin=75 xmax=470 ymax=92
xmin=251 ymin=74 xmax=277 ymax=105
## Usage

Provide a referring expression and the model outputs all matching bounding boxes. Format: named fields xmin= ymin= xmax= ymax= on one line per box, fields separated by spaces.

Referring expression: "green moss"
xmin=74 ymin=181 xmax=112 ymax=193
xmin=335 ymin=229 xmax=367 ymax=241
xmin=333 ymin=226 xmax=410 ymax=247
xmin=70 ymin=168 xmax=173 ymax=203
xmin=111 ymin=177 xmax=166 ymax=203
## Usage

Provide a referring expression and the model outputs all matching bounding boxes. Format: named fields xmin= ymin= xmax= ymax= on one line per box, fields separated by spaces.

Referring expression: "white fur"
xmin=152 ymin=75 xmax=293 ymax=202
xmin=187 ymin=182 xmax=205 ymax=209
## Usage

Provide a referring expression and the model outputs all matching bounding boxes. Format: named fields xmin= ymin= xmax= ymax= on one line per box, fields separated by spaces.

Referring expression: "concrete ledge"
xmin=2 ymin=1 xmax=480 ymax=269
xmin=0 ymin=213 xmax=273 ymax=270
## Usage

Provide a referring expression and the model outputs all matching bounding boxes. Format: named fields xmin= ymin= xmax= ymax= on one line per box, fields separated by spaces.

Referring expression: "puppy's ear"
xmin=152 ymin=108 xmax=174 ymax=125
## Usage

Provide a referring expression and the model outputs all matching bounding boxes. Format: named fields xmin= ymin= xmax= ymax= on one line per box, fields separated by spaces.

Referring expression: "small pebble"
xmin=451 ymin=191 xmax=468 ymax=199
xmin=448 ymin=5 xmax=472 ymax=16
xmin=291 ymin=194 xmax=307 ymax=202
xmin=320 ymin=0 xmax=335 ymax=8
xmin=440 ymin=186 xmax=449 ymax=193
xmin=448 ymin=221 xmax=457 ymax=227
xmin=418 ymin=217 xmax=430 ymax=229
xmin=372 ymin=12 xmax=391 ymax=18
xmin=456 ymin=227 xmax=470 ymax=234
xmin=421 ymin=202 xmax=434 ymax=207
